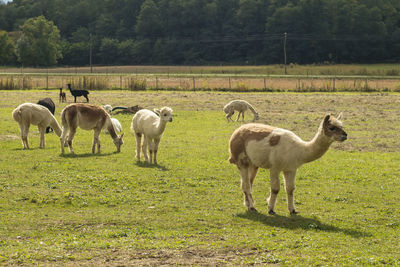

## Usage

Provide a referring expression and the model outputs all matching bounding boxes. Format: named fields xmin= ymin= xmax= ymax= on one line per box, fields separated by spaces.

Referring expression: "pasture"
xmin=0 ymin=90 xmax=399 ymax=265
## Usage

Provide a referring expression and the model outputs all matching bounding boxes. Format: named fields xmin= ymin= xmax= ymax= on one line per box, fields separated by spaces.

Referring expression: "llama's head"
xmin=154 ymin=107 xmax=173 ymax=122
xmin=113 ymin=133 xmax=124 ymax=152
xmin=322 ymin=113 xmax=347 ymax=142
xmin=253 ymin=112 xmax=259 ymax=121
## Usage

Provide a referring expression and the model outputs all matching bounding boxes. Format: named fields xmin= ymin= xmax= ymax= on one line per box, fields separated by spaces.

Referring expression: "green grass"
xmin=0 ymin=91 xmax=399 ymax=265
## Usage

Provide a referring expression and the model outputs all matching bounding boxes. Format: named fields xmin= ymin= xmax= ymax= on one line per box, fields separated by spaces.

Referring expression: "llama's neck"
xmin=155 ymin=119 xmax=167 ymax=135
xmin=106 ymin=117 xmax=118 ymax=139
xmin=301 ymin=124 xmax=333 ymax=164
xmin=50 ymin=117 xmax=62 ymax=137
xmin=247 ymin=103 xmax=257 ymax=115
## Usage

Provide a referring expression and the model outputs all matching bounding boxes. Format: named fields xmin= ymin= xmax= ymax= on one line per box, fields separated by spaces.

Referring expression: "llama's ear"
xmin=154 ymin=108 xmax=160 ymax=115
xmin=323 ymin=114 xmax=331 ymax=124
xmin=337 ymin=112 xmax=343 ymax=120
xmin=120 ymin=133 xmax=124 ymax=138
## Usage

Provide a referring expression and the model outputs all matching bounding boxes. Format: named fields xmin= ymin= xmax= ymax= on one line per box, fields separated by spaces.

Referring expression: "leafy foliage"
xmin=1 ymin=0 xmax=400 ymax=65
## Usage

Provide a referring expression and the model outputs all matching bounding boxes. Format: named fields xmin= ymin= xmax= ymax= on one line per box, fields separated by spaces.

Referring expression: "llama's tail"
xmin=112 ymin=106 xmax=128 ymax=112
xmin=12 ymin=107 xmax=22 ymax=122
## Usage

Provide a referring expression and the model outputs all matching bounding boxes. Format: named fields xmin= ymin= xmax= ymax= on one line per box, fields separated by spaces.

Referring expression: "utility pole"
xmin=284 ymin=32 xmax=287 ymax=75
xmin=89 ymin=33 xmax=93 ymax=73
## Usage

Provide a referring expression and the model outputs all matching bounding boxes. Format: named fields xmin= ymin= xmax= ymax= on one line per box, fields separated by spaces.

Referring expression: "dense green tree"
xmin=0 ymin=30 xmax=15 ymax=64
xmin=16 ymin=15 xmax=62 ymax=66
xmin=135 ymin=0 xmax=162 ymax=38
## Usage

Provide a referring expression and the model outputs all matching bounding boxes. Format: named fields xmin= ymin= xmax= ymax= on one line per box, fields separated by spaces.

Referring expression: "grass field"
xmin=0 ymin=90 xmax=400 ymax=265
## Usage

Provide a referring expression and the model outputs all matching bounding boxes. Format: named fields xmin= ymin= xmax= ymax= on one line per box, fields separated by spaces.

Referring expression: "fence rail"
xmin=0 ymin=74 xmax=399 ymax=92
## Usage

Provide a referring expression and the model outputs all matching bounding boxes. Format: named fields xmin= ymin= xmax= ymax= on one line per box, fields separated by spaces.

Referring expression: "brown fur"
xmin=228 ymin=123 xmax=275 ymax=164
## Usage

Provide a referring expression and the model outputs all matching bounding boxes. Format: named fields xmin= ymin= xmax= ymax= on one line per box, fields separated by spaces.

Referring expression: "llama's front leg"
xmin=135 ymin=133 xmax=142 ymax=161
xmin=238 ymin=165 xmax=256 ymax=211
xmin=148 ymin=140 xmax=155 ymax=164
xmin=283 ymin=170 xmax=297 ymax=214
xmin=38 ymin=126 xmax=45 ymax=148
xmin=236 ymin=112 xmax=241 ymax=121
xmin=153 ymin=138 xmax=161 ymax=164
xmin=267 ymin=169 xmax=281 ymax=215
xmin=142 ymin=136 xmax=149 ymax=162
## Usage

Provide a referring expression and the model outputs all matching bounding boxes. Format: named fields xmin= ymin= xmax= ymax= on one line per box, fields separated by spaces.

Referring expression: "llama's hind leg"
xmin=60 ymin=127 xmax=69 ymax=154
xmin=92 ymin=130 xmax=101 ymax=153
xmin=19 ymin=123 xmax=29 ymax=149
xmin=267 ymin=168 xmax=281 ymax=215
xmin=237 ymin=162 xmax=256 ymax=211
xmin=135 ymin=133 xmax=142 ymax=161
xmin=283 ymin=170 xmax=297 ymax=214
xmin=66 ymin=128 xmax=76 ymax=154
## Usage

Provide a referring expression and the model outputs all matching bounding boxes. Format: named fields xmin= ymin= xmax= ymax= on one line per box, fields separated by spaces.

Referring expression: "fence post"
xmin=156 ymin=76 xmax=158 ymax=89
xmin=264 ymin=77 xmax=266 ymax=90
xmin=193 ymin=77 xmax=195 ymax=90
xmin=229 ymin=77 xmax=231 ymax=89
xmin=333 ymin=77 xmax=336 ymax=91
xmin=46 ymin=70 xmax=49 ymax=90
xmin=120 ymin=75 xmax=122 ymax=89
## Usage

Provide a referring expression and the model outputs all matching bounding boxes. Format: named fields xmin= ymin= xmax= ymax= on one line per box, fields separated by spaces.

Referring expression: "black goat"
xmin=37 ymin=97 xmax=55 ymax=133
xmin=67 ymin=83 xmax=89 ymax=103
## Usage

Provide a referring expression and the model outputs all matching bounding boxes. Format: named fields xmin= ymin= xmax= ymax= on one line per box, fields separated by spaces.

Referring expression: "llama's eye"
xmin=329 ymin=126 xmax=336 ymax=131
xmin=164 ymin=114 xmax=167 ymax=116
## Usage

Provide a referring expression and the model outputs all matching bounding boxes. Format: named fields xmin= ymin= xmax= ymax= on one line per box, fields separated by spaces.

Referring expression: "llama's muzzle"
xmin=169 ymin=118 xmax=173 ymax=122
xmin=341 ymin=133 xmax=347 ymax=141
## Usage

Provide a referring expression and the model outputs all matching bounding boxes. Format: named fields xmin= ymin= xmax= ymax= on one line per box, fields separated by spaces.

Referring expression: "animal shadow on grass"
xmin=60 ymin=152 xmax=118 ymax=158
xmin=236 ymin=211 xmax=369 ymax=238
xmin=136 ymin=161 xmax=168 ymax=171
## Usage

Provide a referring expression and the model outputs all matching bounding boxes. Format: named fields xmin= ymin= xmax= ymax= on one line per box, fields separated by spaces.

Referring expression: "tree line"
xmin=1 ymin=0 xmax=400 ymax=67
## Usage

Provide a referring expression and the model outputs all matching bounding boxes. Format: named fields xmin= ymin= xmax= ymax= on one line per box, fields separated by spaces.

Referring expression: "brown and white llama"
xmin=12 ymin=103 xmax=62 ymax=149
xmin=228 ymin=113 xmax=347 ymax=215
xmin=60 ymin=103 xmax=124 ymax=154
xmin=223 ymin=100 xmax=259 ymax=122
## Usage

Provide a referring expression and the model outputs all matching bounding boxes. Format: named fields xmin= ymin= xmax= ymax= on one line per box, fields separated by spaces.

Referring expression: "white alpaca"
xmin=12 ymin=103 xmax=62 ymax=149
xmin=223 ymin=100 xmax=259 ymax=122
xmin=102 ymin=105 xmax=113 ymax=114
xmin=60 ymin=103 xmax=124 ymax=154
xmin=228 ymin=113 xmax=347 ymax=214
xmin=131 ymin=107 xmax=173 ymax=164
xmin=105 ymin=117 xmax=122 ymax=134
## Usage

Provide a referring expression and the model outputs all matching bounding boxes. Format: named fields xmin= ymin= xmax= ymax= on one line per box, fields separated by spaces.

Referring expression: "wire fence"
xmin=0 ymin=74 xmax=399 ymax=92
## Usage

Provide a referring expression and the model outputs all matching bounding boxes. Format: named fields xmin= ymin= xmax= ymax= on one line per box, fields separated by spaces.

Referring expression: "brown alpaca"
xmin=60 ymin=104 xmax=124 ymax=154
xmin=228 ymin=113 xmax=347 ymax=214
xmin=59 ymin=88 xmax=66 ymax=103
xmin=12 ymin=103 xmax=62 ymax=149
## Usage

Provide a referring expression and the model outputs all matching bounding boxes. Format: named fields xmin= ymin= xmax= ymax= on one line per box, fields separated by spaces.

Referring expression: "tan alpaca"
xmin=228 ymin=113 xmax=347 ymax=214
xmin=223 ymin=100 xmax=259 ymax=122
xmin=12 ymin=103 xmax=62 ymax=149
xmin=60 ymin=104 xmax=124 ymax=154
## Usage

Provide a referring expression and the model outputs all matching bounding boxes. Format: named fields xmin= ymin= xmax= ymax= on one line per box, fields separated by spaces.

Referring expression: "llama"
xmin=112 ymin=105 xmax=142 ymax=114
xmin=228 ymin=113 xmax=347 ymax=214
xmin=102 ymin=105 xmax=113 ymax=114
xmin=131 ymin=107 xmax=173 ymax=164
xmin=37 ymin=97 xmax=55 ymax=133
xmin=60 ymin=103 xmax=124 ymax=154
xmin=59 ymin=88 xmax=66 ymax=102
xmin=223 ymin=100 xmax=259 ymax=122
xmin=12 ymin=103 xmax=62 ymax=149
xmin=67 ymin=83 xmax=89 ymax=103
xmin=105 ymin=117 xmax=122 ymax=134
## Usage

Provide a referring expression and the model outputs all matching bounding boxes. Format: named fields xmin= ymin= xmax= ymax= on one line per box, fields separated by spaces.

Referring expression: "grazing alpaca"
xmin=37 ymin=97 xmax=55 ymax=133
xmin=60 ymin=104 xmax=124 ymax=154
xmin=228 ymin=113 xmax=347 ymax=214
xmin=131 ymin=107 xmax=173 ymax=164
xmin=105 ymin=117 xmax=122 ymax=134
xmin=67 ymin=83 xmax=89 ymax=103
xmin=223 ymin=100 xmax=259 ymax=122
xmin=112 ymin=105 xmax=142 ymax=114
xmin=12 ymin=103 xmax=62 ymax=149
xmin=59 ymin=88 xmax=66 ymax=102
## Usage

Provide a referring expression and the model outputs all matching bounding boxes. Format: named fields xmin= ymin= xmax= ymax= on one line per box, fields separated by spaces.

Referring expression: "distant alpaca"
xmin=112 ymin=105 xmax=142 ymax=114
xmin=59 ymin=88 xmax=66 ymax=102
xmin=37 ymin=97 xmax=55 ymax=133
xmin=12 ymin=103 xmax=62 ymax=149
xmin=228 ymin=114 xmax=347 ymax=214
xmin=131 ymin=107 xmax=173 ymax=164
xmin=223 ymin=100 xmax=259 ymax=122
xmin=67 ymin=83 xmax=89 ymax=103
xmin=60 ymin=104 xmax=124 ymax=154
